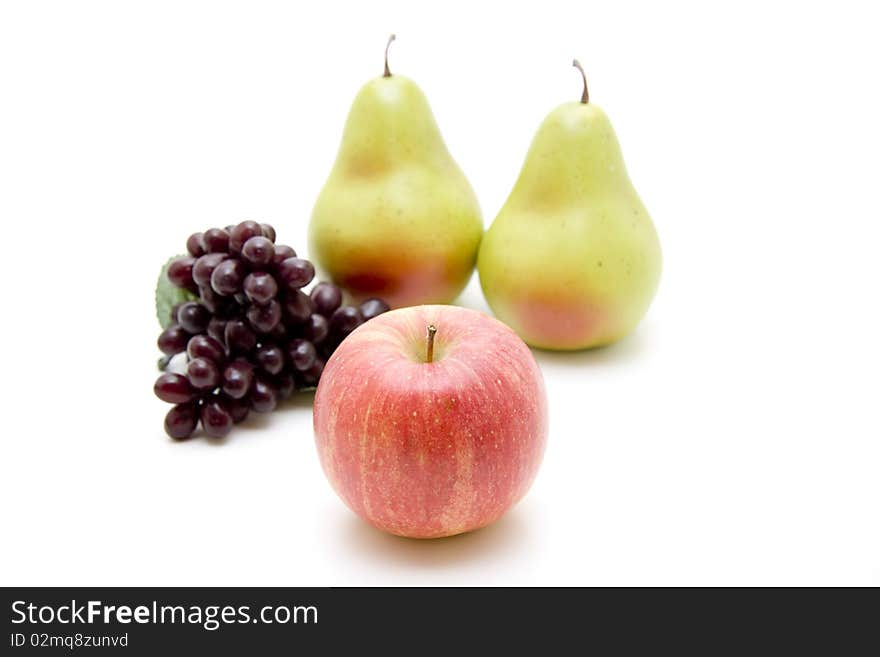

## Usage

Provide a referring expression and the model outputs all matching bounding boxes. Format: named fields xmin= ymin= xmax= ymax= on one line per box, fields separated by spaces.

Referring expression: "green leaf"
xmin=155 ymin=255 xmax=197 ymax=329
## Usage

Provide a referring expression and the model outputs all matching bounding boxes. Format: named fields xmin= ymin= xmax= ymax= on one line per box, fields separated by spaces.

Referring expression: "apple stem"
xmin=384 ymin=34 xmax=396 ymax=77
xmin=572 ymin=59 xmax=589 ymax=104
xmin=426 ymin=325 xmax=437 ymax=363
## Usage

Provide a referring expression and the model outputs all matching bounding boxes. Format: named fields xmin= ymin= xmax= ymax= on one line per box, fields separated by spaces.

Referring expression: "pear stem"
xmin=426 ymin=325 xmax=437 ymax=363
xmin=572 ymin=59 xmax=589 ymax=104
xmin=384 ymin=34 xmax=396 ymax=77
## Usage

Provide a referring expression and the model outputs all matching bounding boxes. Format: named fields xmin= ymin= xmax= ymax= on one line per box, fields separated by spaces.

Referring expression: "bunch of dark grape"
xmin=154 ymin=221 xmax=390 ymax=440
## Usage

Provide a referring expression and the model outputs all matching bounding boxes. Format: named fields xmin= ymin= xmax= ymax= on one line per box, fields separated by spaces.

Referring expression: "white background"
xmin=1 ymin=0 xmax=878 ymax=586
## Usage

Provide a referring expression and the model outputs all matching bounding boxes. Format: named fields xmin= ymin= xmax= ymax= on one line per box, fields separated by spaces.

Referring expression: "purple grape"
xmin=261 ymin=224 xmax=276 ymax=242
xmin=186 ymin=232 xmax=205 ymax=257
xmin=167 ymin=256 xmax=195 ymax=288
xmin=177 ymin=302 xmax=211 ymax=334
xmin=187 ymin=357 xmax=220 ymax=391
xmin=274 ymin=372 xmax=295 ymax=400
xmin=241 ymin=236 xmax=274 ymax=268
xmin=224 ymin=395 xmax=251 ymax=423
xmin=300 ymin=358 xmax=325 ymax=387
xmin=311 ymin=282 xmax=343 ymax=316
xmin=154 ymin=373 xmax=196 ymax=404
xmin=287 ymin=339 xmax=317 ymax=372
xmin=277 ymin=257 xmax=315 ymax=289
xmin=271 ymin=245 xmax=296 ymax=268
xmin=282 ymin=290 xmax=314 ymax=324
xmin=229 ymin=221 xmax=262 ymax=255
xmin=267 ymin=321 xmax=289 ymax=342
xmin=222 ymin=358 xmax=254 ymax=399
xmin=201 ymin=399 xmax=232 ymax=438
xmin=360 ymin=297 xmax=391 ymax=320
xmin=192 ymin=252 xmax=227 ymax=288
xmin=224 ymin=319 xmax=257 ymax=354
xmin=186 ymin=334 xmax=225 ymax=364
xmin=300 ymin=313 xmax=329 ymax=344
xmin=199 ymin=286 xmax=236 ymax=317
xmin=250 ymin=378 xmax=277 ymax=413
xmin=164 ymin=402 xmax=200 ymax=439
xmin=216 ymin=302 xmax=239 ymax=320
xmin=329 ymin=305 xmax=364 ymax=338
xmin=203 ymin=228 xmax=230 ymax=254
xmin=196 ymin=285 xmax=219 ymax=313
xmin=222 ymin=359 xmax=254 ymax=399
xmin=207 ymin=316 xmax=227 ymax=345
xmin=246 ymin=299 xmax=282 ymax=333
xmin=243 ymin=272 xmax=278 ymax=305
xmin=170 ymin=302 xmax=185 ymax=324
xmin=210 ymin=258 xmax=246 ymax=296
xmin=158 ymin=324 xmax=189 ymax=355
xmin=318 ymin=340 xmax=338 ymax=360
xmin=254 ymin=344 xmax=285 ymax=375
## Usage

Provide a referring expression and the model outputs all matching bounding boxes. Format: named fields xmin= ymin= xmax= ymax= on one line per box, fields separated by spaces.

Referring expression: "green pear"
xmin=478 ymin=61 xmax=662 ymax=350
xmin=309 ymin=36 xmax=483 ymax=308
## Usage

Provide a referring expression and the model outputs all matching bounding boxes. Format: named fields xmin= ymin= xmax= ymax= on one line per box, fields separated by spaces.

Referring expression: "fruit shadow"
xmin=337 ymin=507 xmax=534 ymax=570
xmin=202 ymin=390 xmax=316 ymax=446
xmin=530 ymin=329 xmax=650 ymax=368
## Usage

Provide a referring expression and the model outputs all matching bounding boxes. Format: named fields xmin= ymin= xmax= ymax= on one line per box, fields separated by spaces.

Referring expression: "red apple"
xmin=313 ymin=305 xmax=548 ymax=538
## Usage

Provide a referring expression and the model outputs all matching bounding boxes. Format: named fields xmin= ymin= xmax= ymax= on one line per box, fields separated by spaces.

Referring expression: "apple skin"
xmin=313 ymin=305 xmax=548 ymax=538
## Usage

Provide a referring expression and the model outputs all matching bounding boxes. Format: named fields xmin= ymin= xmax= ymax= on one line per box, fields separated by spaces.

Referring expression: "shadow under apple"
xmin=336 ymin=506 xmax=536 ymax=570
